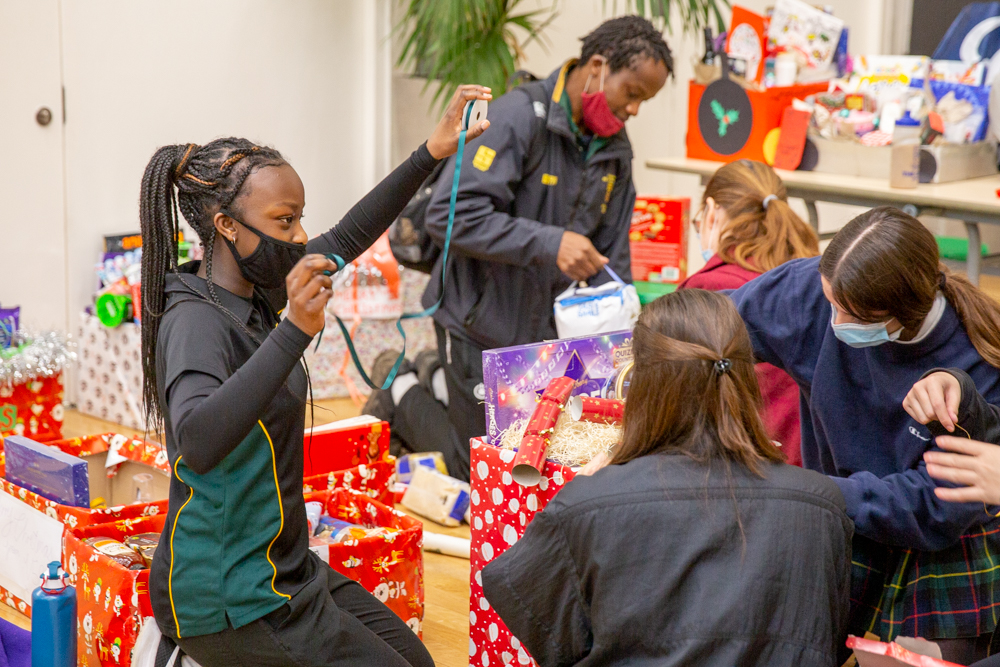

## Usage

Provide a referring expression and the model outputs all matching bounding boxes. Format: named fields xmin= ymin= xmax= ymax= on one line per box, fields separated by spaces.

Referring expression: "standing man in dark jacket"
xmin=364 ymin=16 xmax=672 ymax=480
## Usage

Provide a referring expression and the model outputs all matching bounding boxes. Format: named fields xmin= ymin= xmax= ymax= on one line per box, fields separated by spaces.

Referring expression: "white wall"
xmin=392 ymin=0 xmax=888 ymax=275
xmin=57 ymin=0 xmax=388 ymax=327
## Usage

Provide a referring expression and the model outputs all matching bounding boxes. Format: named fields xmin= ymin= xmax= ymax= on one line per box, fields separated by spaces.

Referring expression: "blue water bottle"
xmin=31 ymin=561 xmax=76 ymax=667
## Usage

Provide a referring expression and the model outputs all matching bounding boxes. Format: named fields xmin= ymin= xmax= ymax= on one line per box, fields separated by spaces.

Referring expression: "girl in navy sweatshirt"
xmin=729 ymin=206 xmax=1000 ymax=664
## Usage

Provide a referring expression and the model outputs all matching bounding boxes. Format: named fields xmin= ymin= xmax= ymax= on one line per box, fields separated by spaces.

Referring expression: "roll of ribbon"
xmin=568 ymin=396 xmax=624 ymax=425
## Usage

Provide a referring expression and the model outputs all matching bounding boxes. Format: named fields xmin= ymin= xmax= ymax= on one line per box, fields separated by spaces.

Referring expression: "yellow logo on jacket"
xmin=541 ymin=173 xmax=558 ymax=186
xmin=473 ymin=145 xmax=496 ymax=172
xmin=601 ymin=173 xmax=616 ymax=213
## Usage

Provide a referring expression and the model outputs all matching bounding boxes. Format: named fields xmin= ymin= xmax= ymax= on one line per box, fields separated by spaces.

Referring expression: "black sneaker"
xmin=413 ymin=349 xmax=442 ymax=395
xmin=360 ymin=350 xmax=414 ymax=422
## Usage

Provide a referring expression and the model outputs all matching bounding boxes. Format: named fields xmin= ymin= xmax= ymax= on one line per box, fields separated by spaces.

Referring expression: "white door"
xmin=0 ymin=0 xmax=67 ymax=330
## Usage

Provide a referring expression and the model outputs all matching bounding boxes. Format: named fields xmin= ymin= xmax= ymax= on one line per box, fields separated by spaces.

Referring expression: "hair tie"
xmin=713 ymin=358 xmax=733 ymax=376
xmin=762 ymin=194 xmax=778 ymax=211
xmin=175 ymin=143 xmax=198 ymax=178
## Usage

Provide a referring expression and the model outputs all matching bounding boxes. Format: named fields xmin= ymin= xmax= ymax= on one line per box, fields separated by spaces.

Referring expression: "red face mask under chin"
xmin=580 ymin=58 xmax=625 ymax=137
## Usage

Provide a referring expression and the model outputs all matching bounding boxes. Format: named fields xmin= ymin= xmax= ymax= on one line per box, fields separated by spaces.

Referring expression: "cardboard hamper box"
xmin=64 ymin=514 xmax=164 ymax=667
xmin=302 ymin=459 xmax=395 ymax=505
xmin=468 ymin=437 xmax=576 ymax=667
xmin=304 ymin=488 xmax=425 ymax=635
xmin=0 ymin=432 xmax=168 ymax=617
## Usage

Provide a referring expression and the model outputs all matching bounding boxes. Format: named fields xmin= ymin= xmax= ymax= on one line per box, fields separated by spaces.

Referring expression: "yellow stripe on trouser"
xmin=259 ymin=420 xmax=292 ymax=601
xmin=168 ymin=456 xmax=194 ymax=638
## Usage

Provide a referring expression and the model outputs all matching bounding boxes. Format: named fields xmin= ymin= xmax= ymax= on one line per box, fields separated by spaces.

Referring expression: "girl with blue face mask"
xmin=728 ymin=205 xmax=1000 ymax=664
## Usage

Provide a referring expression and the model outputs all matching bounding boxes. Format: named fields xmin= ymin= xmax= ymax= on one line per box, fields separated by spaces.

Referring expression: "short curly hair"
xmin=580 ymin=15 xmax=674 ymax=75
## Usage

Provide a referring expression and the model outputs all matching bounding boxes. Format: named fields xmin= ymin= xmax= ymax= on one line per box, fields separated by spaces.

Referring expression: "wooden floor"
xmin=1 ymin=398 xmax=472 ymax=667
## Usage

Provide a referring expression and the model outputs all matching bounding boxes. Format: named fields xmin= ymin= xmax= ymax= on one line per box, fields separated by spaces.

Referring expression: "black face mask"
xmin=222 ymin=211 xmax=306 ymax=289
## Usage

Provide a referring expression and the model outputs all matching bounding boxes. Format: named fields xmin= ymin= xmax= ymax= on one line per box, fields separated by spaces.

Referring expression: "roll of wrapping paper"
xmin=541 ymin=376 xmax=575 ymax=404
xmin=568 ymin=396 xmax=624 ymax=425
xmin=512 ymin=433 xmax=550 ymax=486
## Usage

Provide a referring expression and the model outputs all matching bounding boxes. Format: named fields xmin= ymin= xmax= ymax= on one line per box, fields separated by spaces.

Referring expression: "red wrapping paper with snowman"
xmin=469 ymin=437 xmax=576 ymax=667
xmin=305 ymin=488 xmax=425 ymax=636
xmin=64 ymin=515 xmax=165 ymax=667
xmin=0 ymin=375 xmax=64 ymax=442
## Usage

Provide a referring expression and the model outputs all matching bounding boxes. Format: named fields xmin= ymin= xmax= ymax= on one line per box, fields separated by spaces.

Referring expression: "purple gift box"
xmin=3 ymin=435 xmax=90 ymax=507
xmin=482 ymin=331 xmax=633 ymax=444
xmin=0 ymin=306 xmax=19 ymax=348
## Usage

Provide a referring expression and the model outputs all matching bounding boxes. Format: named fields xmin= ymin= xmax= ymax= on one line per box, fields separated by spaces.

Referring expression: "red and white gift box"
xmin=468 ymin=437 xmax=576 ymax=667
xmin=305 ymin=488 xmax=425 ymax=635
xmin=0 ymin=375 xmax=64 ymax=442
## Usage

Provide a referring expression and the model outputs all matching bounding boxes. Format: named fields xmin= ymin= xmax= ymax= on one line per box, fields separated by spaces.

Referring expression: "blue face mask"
xmin=829 ymin=305 xmax=902 ymax=348
xmin=694 ymin=230 xmax=714 ymax=262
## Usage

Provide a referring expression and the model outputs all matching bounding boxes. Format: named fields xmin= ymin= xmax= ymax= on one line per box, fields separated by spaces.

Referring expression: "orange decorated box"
xmin=686 ymin=80 xmax=827 ymax=163
xmin=305 ymin=488 xmax=425 ymax=635
xmin=630 ymin=196 xmax=690 ymax=284
xmin=302 ymin=416 xmax=390 ymax=478
xmin=64 ymin=514 xmax=164 ymax=667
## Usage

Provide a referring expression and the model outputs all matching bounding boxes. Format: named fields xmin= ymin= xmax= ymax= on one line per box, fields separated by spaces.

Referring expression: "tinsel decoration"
xmin=0 ymin=330 xmax=76 ymax=386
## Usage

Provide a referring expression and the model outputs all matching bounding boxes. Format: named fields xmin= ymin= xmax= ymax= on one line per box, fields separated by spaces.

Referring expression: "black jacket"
xmin=482 ymin=454 xmax=854 ymax=667
xmin=928 ymin=368 xmax=1000 ymax=442
xmin=421 ymin=61 xmax=636 ymax=349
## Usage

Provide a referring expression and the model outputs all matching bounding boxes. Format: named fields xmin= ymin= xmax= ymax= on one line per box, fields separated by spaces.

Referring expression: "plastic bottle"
xmin=890 ymin=112 xmax=922 ymax=189
xmin=774 ymin=53 xmax=797 ymax=87
xmin=31 ymin=561 xmax=77 ymax=667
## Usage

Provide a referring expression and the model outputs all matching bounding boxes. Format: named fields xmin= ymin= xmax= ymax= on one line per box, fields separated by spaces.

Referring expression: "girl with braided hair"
xmin=139 ymin=85 xmax=490 ymax=666
xmin=482 ymin=289 xmax=852 ymax=666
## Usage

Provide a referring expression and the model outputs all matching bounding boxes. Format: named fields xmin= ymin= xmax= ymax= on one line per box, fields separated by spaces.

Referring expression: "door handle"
xmin=36 ymin=107 xmax=53 ymax=126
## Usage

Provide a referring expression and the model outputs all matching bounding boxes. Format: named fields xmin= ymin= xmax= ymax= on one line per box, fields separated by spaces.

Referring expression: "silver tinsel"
xmin=0 ymin=330 xmax=77 ymax=386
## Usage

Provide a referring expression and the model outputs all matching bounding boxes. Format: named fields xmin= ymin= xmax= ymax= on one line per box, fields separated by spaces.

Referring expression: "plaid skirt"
xmin=850 ymin=521 xmax=1000 ymax=640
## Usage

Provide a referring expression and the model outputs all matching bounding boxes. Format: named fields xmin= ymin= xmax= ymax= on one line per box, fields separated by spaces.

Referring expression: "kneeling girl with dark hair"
xmin=139 ymin=86 xmax=490 ymax=666
xmin=482 ymin=289 xmax=853 ymax=667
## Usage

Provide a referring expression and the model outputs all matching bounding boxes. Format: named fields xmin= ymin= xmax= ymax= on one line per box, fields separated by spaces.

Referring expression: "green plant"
xmin=604 ymin=0 xmax=729 ymax=35
xmin=396 ymin=0 xmax=729 ymax=112
xmin=396 ymin=0 xmax=558 ymax=113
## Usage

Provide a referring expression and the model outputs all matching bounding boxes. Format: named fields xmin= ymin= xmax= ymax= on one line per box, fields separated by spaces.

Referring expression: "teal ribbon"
xmin=313 ymin=105 xmax=472 ymax=390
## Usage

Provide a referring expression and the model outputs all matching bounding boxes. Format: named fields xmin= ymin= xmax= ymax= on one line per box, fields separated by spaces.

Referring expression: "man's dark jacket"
xmin=422 ymin=61 xmax=636 ymax=349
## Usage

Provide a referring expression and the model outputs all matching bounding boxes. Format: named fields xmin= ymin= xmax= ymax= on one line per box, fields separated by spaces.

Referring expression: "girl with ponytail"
xmin=140 ymin=85 xmax=490 ymax=667
xmin=680 ymin=159 xmax=819 ymax=466
xmin=729 ymin=205 xmax=1000 ymax=663
xmin=482 ymin=290 xmax=852 ymax=667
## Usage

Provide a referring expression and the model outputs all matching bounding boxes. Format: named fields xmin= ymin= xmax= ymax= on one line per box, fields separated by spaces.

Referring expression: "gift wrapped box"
xmin=302 ymin=416 xmax=390 ymax=478
xmin=630 ymin=197 xmax=690 ymax=284
xmin=76 ymin=313 xmax=144 ymax=430
xmin=0 ymin=433 xmax=168 ymax=617
xmin=482 ymin=331 xmax=633 ymax=444
xmin=0 ymin=376 xmax=64 ymax=442
xmin=1 ymin=329 xmax=72 ymax=442
xmin=64 ymin=514 xmax=165 ymax=667
xmin=304 ymin=269 xmax=436 ymax=399
xmin=305 ymin=488 xmax=424 ymax=635
xmin=3 ymin=435 xmax=90 ymax=507
xmin=302 ymin=458 xmax=396 ymax=505
xmin=468 ymin=437 xmax=576 ymax=667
